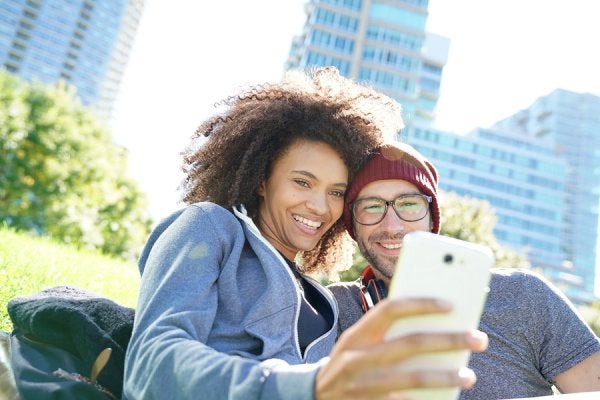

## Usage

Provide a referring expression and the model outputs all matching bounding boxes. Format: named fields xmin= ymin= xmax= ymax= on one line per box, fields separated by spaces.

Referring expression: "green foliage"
xmin=339 ymin=245 xmax=368 ymax=282
xmin=338 ymin=190 xmax=529 ymax=282
xmin=0 ymin=71 xmax=152 ymax=259
xmin=0 ymin=227 xmax=140 ymax=332
xmin=579 ymin=301 xmax=600 ymax=337
xmin=439 ymin=192 xmax=529 ymax=269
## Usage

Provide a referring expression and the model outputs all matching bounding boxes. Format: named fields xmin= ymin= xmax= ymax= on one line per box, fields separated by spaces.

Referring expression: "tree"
xmin=438 ymin=192 xmax=529 ymax=270
xmin=578 ymin=301 xmax=600 ymax=337
xmin=338 ymin=190 xmax=529 ymax=282
xmin=0 ymin=71 xmax=151 ymax=260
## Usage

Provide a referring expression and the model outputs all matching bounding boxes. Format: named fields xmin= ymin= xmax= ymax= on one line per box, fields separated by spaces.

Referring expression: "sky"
xmin=109 ymin=0 xmax=600 ymax=288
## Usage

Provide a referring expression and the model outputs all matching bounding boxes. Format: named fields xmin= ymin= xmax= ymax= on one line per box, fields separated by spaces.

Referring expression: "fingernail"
xmin=434 ymin=299 xmax=453 ymax=309
xmin=467 ymin=330 xmax=489 ymax=350
xmin=458 ymin=367 xmax=476 ymax=388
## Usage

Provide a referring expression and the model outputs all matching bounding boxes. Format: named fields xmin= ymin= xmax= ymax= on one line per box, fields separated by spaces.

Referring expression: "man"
xmin=329 ymin=142 xmax=600 ymax=399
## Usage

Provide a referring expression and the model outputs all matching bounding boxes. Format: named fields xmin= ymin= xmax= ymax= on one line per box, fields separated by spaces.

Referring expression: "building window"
xmin=320 ymin=0 xmax=362 ymax=11
xmin=369 ymin=4 xmax=426 ymax=31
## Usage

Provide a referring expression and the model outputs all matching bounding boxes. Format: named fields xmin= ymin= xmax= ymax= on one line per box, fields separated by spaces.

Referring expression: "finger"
xmin=373 ymin=330 xmax=488 ymax=365
xmin=327 ymin=366 xmax=476 ymax=399
xmin=321 ymin=330 xmax=485 ymax=387
xmin=332 ymin=330 xmax=486 ymax=376
xmin=466 ymin=329 xmax=488 ymax=352
xmin=361 ymin=367 xmax=476 ymax=397
xmin=339 ymin=298 xmax=452 ymax=346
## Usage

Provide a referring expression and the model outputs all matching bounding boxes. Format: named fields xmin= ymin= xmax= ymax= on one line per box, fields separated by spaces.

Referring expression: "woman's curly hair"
xmin=181 ymin=67 xmax=404 ymax=278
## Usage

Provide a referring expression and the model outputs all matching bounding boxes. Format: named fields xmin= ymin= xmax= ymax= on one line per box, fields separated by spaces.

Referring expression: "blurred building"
xmin=0 ymin=0 xmax=145 ymax=120
xmin=493 ymin=90 xmax=600 ymax=303
xmin=286 ymin=0 xmax=448 ymax=125
xmin=405 ymin=125 xmax=576 ymax=296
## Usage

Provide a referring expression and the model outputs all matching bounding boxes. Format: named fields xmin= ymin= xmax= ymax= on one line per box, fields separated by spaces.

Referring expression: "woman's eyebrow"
xmin=292 ymin=170 xmax=347 ymax=188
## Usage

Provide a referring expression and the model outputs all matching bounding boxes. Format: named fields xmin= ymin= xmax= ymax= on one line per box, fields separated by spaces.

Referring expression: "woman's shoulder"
xmin=139 ymin=203 xmax=244 ymax=273
xmin=176 ymin=202 xmax=237 ymax=223
xmin=149 ymin=203 xmax=242 ymax=244
xmin=187 ymin=201 xmax=233 ymax=214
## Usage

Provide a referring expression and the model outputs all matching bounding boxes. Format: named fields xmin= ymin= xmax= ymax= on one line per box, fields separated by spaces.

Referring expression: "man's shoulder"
xmin=485 ymin=268 xmax=563 ymax=313
xmin=482 ymin=267 xmax=589 ymax=343
xmin=328 ymin=280 xmax=362 ymax=302
xmin=327 ymin=280 xmax=364 ymax=332
xmin=489 ymin=268 xmax=552 ymax=293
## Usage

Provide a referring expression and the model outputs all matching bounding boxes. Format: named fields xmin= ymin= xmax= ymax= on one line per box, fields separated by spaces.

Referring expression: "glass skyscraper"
xmin=0 ymin=0 xmax=145 ymax=119
xmin=286 ymin=0 xmax=448 ymax=125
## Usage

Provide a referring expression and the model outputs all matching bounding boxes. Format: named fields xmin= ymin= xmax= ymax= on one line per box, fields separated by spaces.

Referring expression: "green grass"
xmin=0 ymin=227 xmax=140 ymax=332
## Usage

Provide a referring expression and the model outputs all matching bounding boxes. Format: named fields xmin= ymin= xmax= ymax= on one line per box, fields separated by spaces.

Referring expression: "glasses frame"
xmin=351 ymin=193 xmax=432 ymax=226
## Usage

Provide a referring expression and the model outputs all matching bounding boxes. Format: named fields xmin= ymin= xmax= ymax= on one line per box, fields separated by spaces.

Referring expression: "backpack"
xmin=1 ymin=286 xmax=134 ymax=399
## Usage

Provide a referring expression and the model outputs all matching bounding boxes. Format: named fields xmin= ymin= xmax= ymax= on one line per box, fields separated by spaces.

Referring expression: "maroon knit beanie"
xmin=343 ymin=142 xmax=440 ymax=239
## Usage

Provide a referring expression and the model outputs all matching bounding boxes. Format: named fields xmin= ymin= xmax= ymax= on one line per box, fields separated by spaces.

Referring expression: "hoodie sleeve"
xmin=123 ymin=204 xmax=320 ymax=400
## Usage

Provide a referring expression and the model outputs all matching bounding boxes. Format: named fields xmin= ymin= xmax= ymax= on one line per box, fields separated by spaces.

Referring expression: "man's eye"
xmin=397 ymin=202 xmax=422 ymax=213
xmin=398 ymin=201 xmax=418 ymax=207
xmin=363 ymin=203 xmax=384 ymax=213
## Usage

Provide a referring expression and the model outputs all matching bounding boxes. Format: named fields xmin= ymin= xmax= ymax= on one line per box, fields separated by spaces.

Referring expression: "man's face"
xmin=353 ymin=179 xmax=433 ymax=285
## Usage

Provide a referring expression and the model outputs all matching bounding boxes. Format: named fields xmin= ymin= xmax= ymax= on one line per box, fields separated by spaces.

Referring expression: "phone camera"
xmin=443 ymin=254 xmax=453 ymax=264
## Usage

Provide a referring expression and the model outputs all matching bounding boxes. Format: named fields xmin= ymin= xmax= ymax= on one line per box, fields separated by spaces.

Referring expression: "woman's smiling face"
xmin=256 ymin=139 xmax=348 ymax=261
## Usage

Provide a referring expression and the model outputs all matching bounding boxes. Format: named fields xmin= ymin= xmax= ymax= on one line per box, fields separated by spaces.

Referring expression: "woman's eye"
xmin=330 ymin=190 xmax=345 ymax=198
xmin=293 ymin=179 xmax=309 ymax=188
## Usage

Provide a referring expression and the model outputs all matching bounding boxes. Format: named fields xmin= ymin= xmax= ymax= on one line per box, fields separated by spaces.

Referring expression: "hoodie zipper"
xmin=300 ymin=275 xmax=339 ymax=361
xmin=232 ymin=205 xmax=304 ymax=359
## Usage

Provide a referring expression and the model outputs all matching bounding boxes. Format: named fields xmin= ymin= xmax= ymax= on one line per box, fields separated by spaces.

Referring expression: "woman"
xmin=123 ymin=68 xmax=485 ymax=400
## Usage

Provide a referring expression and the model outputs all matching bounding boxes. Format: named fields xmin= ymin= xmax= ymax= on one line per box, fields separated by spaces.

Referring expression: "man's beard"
xmin=356 ymin=232 xmax=405 ymax=283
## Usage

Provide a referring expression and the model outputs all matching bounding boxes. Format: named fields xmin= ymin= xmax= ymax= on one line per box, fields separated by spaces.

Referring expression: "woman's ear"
xmin=257 ymin=180 xmax=266 ymax=197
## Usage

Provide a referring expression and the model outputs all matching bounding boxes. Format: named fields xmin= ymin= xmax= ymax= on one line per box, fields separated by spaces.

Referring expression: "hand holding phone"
xmin=386 ymin=231 xmax=494 ymax=400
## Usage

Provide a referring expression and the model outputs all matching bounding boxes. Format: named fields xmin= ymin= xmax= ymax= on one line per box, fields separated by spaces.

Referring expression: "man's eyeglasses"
xmin=351 ymin=194 xmax=432 ymax=226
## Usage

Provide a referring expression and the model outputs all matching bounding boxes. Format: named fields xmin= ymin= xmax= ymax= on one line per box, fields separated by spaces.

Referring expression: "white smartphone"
xmin=385 ymin=231 xmax=494 ymax=400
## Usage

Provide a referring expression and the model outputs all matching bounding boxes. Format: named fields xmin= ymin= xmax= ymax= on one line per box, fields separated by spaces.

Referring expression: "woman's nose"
xmin=306 ymin=192 xmax=328 ymax=214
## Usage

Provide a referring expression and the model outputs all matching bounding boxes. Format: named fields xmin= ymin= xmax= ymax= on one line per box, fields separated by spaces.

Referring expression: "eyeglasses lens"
xmin=354 ymin=194 xmax=429 ymax=225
